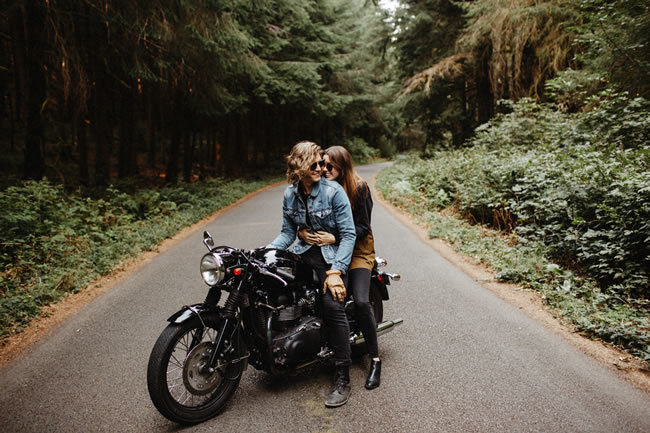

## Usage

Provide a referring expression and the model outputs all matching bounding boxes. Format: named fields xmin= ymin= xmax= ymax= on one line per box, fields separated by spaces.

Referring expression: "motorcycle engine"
xmin=269 ymin=286 xmax=323 ymax=369
xmin=272 ymin=315 xmax=323 ymax=368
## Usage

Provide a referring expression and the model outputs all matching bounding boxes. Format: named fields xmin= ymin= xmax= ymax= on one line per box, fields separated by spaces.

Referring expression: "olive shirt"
xmin=350 ymin=181 xmax=376 ymax=270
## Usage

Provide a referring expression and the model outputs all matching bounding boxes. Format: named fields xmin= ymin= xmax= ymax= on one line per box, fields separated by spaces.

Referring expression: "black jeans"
xmin=349 ymin=268 xmax=379 ymax=358
xmin=301 ymin=247 xmax=351 ymax=367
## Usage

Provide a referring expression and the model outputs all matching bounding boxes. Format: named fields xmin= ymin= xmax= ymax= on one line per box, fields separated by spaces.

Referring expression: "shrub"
xmin=0 ymin=177 xmax=274 ymax=339
xmin=344 ymin=137 xmax=381 ymax=164
xmin=376 ymin=92 xmax=650 ymax=360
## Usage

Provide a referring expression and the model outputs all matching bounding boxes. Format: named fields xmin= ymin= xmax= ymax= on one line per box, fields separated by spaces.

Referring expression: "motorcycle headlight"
xmin=200 ymin=253 xmax=225 ymax=286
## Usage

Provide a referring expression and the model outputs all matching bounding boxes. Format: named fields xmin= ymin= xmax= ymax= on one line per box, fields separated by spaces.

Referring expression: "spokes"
xmin=165 ymin=324 xmax=225 ymax=408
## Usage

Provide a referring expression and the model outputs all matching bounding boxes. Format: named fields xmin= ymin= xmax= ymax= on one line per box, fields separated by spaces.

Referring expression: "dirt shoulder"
xmin=0 ymin=181 xmax=284 ymax=368
xmin=370 ymin=181 xmax=650 ymax=395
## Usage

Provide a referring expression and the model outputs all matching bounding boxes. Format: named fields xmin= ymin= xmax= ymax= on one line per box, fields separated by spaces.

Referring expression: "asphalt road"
xmin=1 ymin=162 xmax=649 ymax=433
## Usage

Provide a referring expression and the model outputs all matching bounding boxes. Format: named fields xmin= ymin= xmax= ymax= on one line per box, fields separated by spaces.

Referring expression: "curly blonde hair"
xmin=286 ymin=141 xmax=323 ymax=184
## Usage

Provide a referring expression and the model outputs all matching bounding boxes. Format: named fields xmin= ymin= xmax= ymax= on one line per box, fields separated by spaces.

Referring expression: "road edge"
xmin=369 ymin=177 xmax=650 ymax=395
xmin=0 ymin=180 xmax=285 ymax=369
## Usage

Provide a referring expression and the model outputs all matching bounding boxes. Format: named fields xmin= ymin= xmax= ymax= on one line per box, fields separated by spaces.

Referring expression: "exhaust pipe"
xmin=351 ymin=318 xmax=404 ymax=345
xmin=295 ymin=319 xmax=405 ymax=369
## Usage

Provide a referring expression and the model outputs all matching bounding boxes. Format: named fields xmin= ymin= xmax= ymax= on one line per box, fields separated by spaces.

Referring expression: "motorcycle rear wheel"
xmin=147 ymin=314 xmax=245 ymax=424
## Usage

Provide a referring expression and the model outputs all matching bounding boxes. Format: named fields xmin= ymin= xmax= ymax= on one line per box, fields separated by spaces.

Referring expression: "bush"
xmin=376 ymin=92 xmax=650 ymax=361
xmin=344 ymin=137 xmax=381 ymax=164
xmin=0 ymin=177 xmax=274 ymax=339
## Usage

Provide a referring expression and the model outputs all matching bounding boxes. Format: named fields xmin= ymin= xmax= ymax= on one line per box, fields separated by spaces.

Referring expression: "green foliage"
xmin=0 ymin=177 xmax=274 ymax=339
xmin=577 ymin=0 xmax=650 ymax=97
xmin=376 ymin=93 xmax=650 ymax=361
xmin=543 ymin=69 xmax=606 ymax=112
xmin=344 ymin=137 xmax=381 ymax=165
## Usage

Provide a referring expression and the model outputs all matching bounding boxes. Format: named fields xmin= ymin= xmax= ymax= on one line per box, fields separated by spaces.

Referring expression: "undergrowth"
xmin=376 ymin=89 xmax=649 ymax=363
xmin=0 ymin=177 xmax=276 ymax=341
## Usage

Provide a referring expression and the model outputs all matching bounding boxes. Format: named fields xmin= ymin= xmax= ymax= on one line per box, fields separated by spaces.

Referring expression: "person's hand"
xmin=323 ymin=269 xmax=346 ymax=302
xmin=298 ymin=228 xmax=318 ymax=245
xmin=313 ymin=231 xmax=336 ymax=246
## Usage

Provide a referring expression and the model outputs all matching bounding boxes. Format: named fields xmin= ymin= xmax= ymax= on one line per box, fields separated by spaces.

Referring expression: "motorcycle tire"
xmin=147 ymin=314 xmax=245 ymax=425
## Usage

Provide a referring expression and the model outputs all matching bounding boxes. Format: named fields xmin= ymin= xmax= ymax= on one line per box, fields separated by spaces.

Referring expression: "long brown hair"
xmin=325 ymin=146 xmax=366 ymax=209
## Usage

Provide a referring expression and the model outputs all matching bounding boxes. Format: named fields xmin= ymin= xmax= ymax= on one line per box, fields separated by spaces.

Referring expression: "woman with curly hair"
xmin=299 ymin=145 xmax=382 ymax=390
xmin=270 ymin=141 xmax=357 ymax=408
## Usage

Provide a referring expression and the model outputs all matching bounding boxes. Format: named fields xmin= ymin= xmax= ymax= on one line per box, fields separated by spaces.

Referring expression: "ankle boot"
xmin=325 ymin=367 xmax=351 ymax=408
xmin=365 ymin=359 xmax=381 ymax=390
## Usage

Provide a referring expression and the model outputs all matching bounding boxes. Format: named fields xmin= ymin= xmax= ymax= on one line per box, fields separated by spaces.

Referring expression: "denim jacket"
xmin=270 ymin=178 xmax=356 ymax=273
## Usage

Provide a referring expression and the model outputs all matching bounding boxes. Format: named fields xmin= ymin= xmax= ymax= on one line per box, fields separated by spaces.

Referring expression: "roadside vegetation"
xmin=2 ymin=0 xmax=648 ymax=364
xmin=0 ymin=177 xmax=275 ymax=340
xmin=377 ymin=85 xmax=649 ymax=363
xmin=371 ymin=0 xmax=649 ymax=365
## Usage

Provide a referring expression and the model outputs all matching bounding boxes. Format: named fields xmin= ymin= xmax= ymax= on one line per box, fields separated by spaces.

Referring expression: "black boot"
xmin=365 ymin=359 xmax=381 ymax=390
xmin=325 ymin=366 xmax=351 ymax=408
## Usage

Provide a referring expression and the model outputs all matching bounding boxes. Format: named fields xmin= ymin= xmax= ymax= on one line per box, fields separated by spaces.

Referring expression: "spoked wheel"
xmin=147 ymin=314 xmax=245 ymax=425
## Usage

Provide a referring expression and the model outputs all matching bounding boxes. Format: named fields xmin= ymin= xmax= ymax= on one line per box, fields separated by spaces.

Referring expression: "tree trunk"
xmin=476 ymin=56 xmax=494 ymax=124
xmin=145 ymin=83 xmax=157 ymax=169
xmin=118 ymin=84 xmax=136 ymax=178
xmin=263 ymin=106 xmax=273 ymax=167
xmin=90 ymin=14 xmax=112 ymax=187
xmin=182 ymin=128 xmax=194 ymax=183
xmin=199 ymin=133 xmax=205 ymax=181
xmin=223 ymin=114 xmax=237 ymax=177
xmin=209 ymin=128 xmax=217 ymax=177
xmin=237 ymin=112 xmax=249 ymax=175
xmin=77 ymin=116 xmax=89 ymax=186
xmin=13 ymin=2 xmax=46 ymax=179
xmin=451 ymin=82 xmax=468 ymax=147
xmin=8 ymin=5 xmax=25 ymax=141
xmin=166 ymin=102 xmax=181 ymax=183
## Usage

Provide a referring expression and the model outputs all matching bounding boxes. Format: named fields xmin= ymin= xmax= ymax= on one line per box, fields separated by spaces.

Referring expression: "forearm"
xmin=331 ymin=230 xmax=355 ymax=272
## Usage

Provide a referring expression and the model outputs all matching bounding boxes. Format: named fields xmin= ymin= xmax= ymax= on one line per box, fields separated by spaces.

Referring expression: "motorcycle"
xmin=147 ymin=231 xmax=402 ymax=424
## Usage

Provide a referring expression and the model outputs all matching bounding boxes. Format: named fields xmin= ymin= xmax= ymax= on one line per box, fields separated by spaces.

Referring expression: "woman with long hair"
xmin=299 ymin=145 xmax=382 ymax=390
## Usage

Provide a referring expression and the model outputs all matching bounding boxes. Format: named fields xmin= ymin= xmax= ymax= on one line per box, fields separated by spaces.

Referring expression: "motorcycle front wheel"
xmin=147 ymin=314 xmax=245 ymax=425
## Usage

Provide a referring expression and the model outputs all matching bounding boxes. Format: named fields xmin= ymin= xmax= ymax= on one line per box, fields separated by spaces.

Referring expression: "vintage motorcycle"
xmin=147 ymin=231 xmax=402 ymax=424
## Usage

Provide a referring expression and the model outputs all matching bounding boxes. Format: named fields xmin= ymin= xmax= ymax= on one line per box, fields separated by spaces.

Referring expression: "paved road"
xmin=1 ymin=162 xmax=649 ymax=433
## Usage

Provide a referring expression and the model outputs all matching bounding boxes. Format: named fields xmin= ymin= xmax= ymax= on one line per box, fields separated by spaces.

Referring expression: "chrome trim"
xmin=350 ymin=318 xmax=404 ymax=345
xmin=375 ymin=256 xmax=388 ymax=267
xmin=386 ymin=272 xmax=401 ymax=281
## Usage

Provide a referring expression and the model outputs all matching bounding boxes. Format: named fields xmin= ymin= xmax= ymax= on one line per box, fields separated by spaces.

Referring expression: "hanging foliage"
xmin=458 ymin=0 xmax=580 ymax=100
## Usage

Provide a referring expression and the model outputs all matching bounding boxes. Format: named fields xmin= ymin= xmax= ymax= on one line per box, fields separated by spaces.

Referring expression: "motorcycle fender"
xmin=371 ymin=275 xmax=390 ymax=301
xmin=167 ymin=304 xmax=220 ymax=324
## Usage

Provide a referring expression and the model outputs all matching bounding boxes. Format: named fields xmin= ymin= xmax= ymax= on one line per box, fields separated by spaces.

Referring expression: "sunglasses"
xmin=309 ymin=159 xmax=326 ymax=171
xmin=325 ymin=162 xmax=335 ymax=171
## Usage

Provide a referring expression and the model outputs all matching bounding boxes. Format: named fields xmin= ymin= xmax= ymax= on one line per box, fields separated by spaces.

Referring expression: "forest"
xmin=1 ymin=0 xmax=395 ymax=185
xmin=1 ymin=1 xmax=649 ymax=361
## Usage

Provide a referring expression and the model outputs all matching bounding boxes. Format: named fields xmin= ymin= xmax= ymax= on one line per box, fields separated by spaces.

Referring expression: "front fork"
xmin=205 ymin=279 xmax=245 ymax=371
